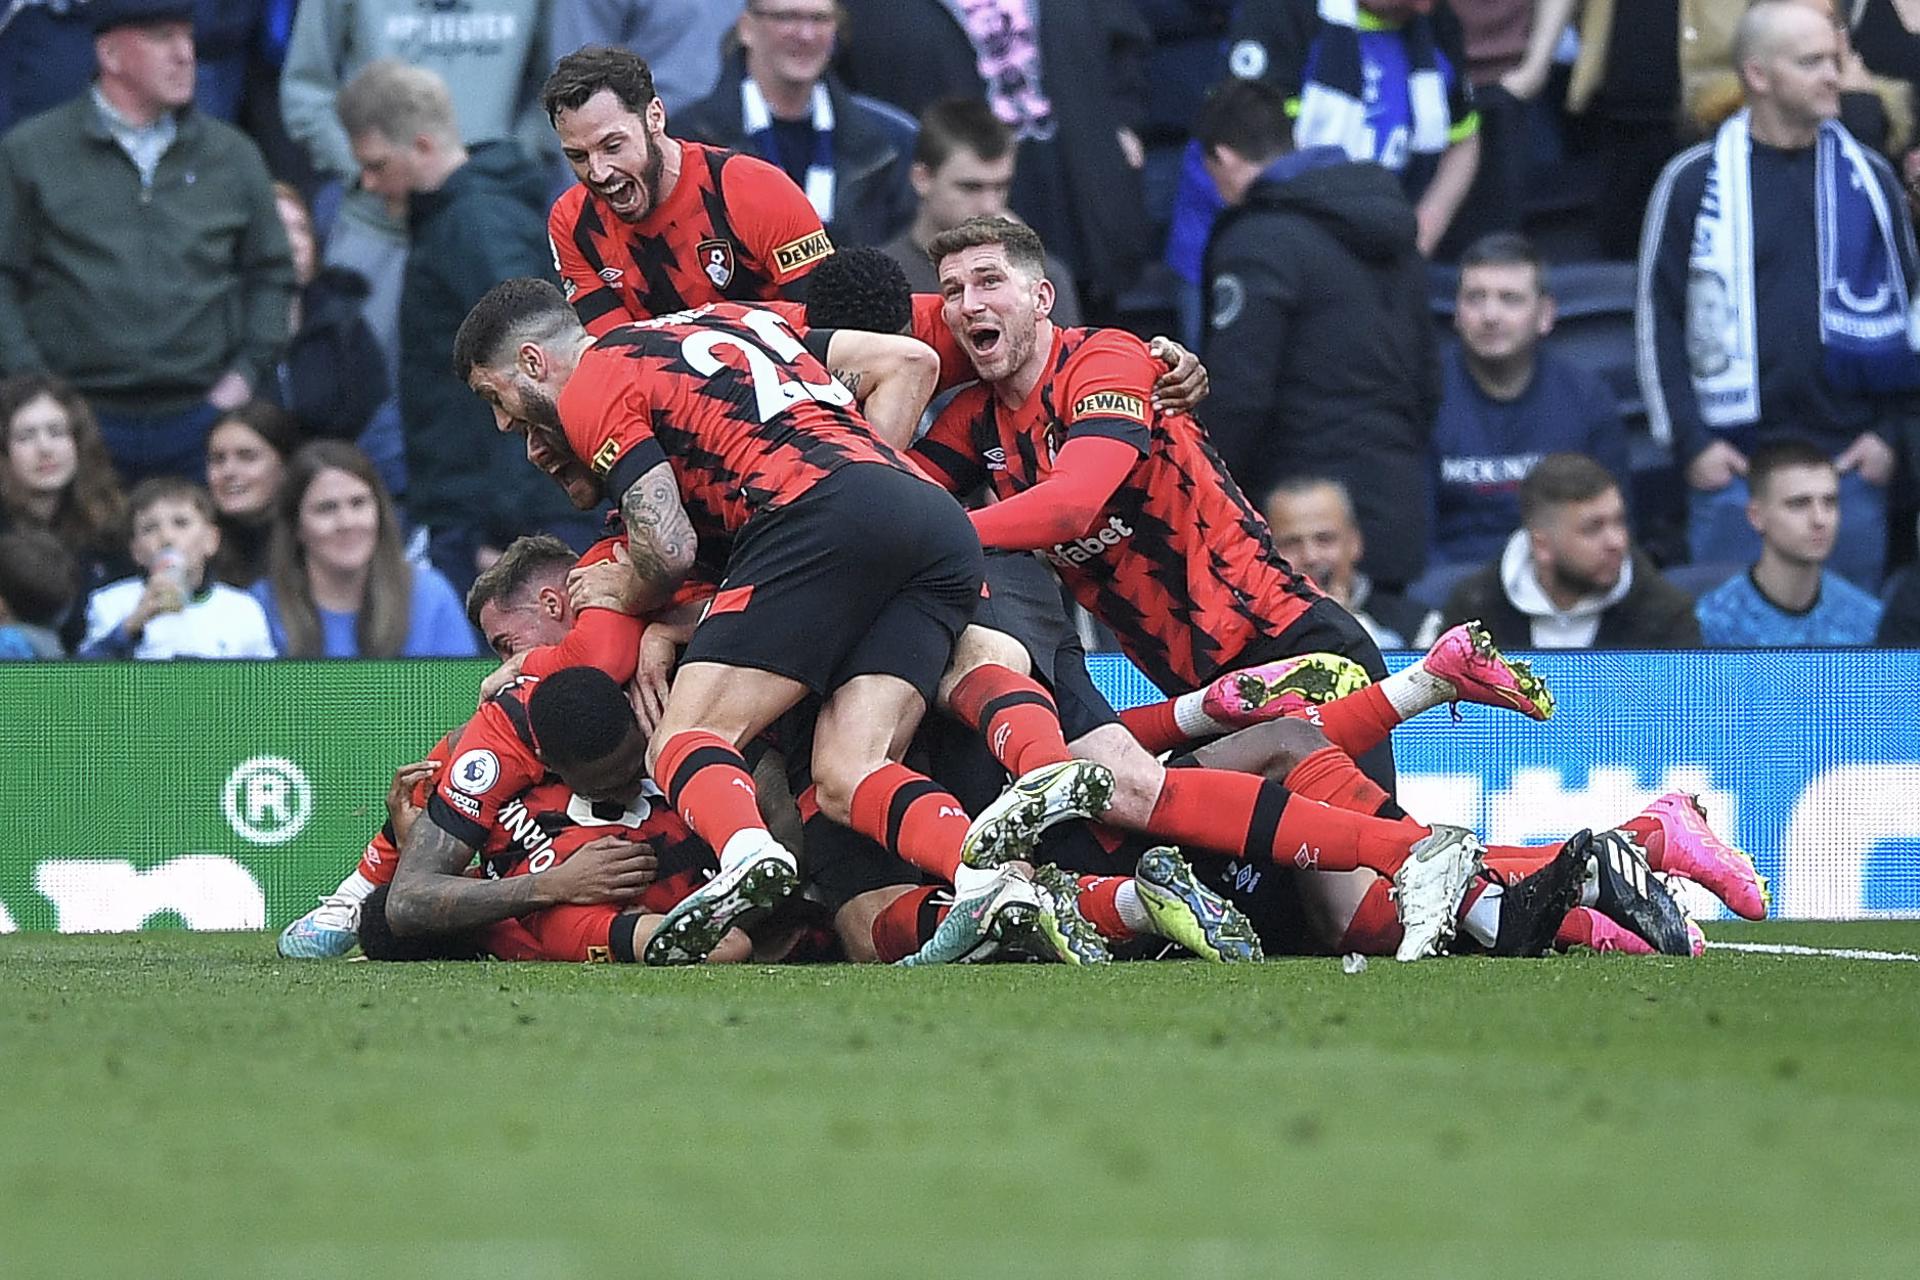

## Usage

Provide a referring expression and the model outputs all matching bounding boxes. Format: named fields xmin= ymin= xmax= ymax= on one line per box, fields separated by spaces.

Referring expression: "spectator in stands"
xmin=1433 ymin=232 xmax=1631 ymax=566
xmin=1695 ymin=438 xmax=1884 ymax=644
xmin=267 ymin=181 xmax=390 ymax=445
xmin=0 ymin=375 xmax=132 ymax=650
xmin=878 ymin=97 xmax=1082 ymax=325
xmin=1216 ymin=0 xmax=1483 ymax=256
xmin=0 ymin=528 xmax=80 ymax=659
xmin=833 ymin=0 xmax=1153 ymax=309
xmin=1639 ymin=0 xmax=1918 ymax=593
xmin=0 ymin=0 xmax=294 ymax=483
xmin=80 ymin=476 xmax=277 ymax=659
xmin=278 ymin=0 xmax=552 ymax=192
xmin=1264 ymin=476 xmax=1440 ymax=648
xmin=205 ymin=400 xmax=302 ymax=589
xmin=1442 ymin=451 xmax=1701 ymax=647
xmin=553 ymin=2 xmax=746 ymax=115
xmin=675 ymin=2 xmax=918 ymax=249
xmin=1196 ymin=78 xmax=1438 ymax=591
xmin=250 ymin=441 xmax=476 ymax=658
xmin=337 ymin=60 xmax=593 ymax=599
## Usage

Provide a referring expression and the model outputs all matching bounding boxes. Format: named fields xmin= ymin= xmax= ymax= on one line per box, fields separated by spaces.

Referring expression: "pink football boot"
xmin=1615 ymin=792 xmax=1769 ymax=921
xmin=1200 ymin=651 xmax=1372 ymax=728
xmin=1421 ymin=621 xmax=1555 ymax=721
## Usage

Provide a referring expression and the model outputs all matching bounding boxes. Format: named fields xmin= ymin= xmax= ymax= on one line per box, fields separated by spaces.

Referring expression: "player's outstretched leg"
xmin=1418 ymin=620 xmax=1555 ymax=721
xmin=897 ymin=866 xmax=1045 ymax=967
xmin=1613 ymin=791 xmax=1768 ymax=920
xmin=960 ymin=758 xmax=1116 ymax=870
xmin=1131 ymin=847 xmax=1263 ymax=963
xmin=277 ymin=870 xmax=379 ymax=959
xmin=1391 ymin=824 xmax=1486 ymax=962
xmin=644 ymin=828 xmax=800 ymax=966
xmin=1582 ymin=831 xmax=1695 ymax=956
xmin=1487 ymin=830 xmax=1593 ymax=957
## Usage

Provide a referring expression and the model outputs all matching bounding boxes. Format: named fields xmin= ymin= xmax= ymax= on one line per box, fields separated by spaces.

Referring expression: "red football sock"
xmin=946 ymin=664 xmax=1073 ymax=775
xmin=1147 ymin=767 xmax=1425 ymax=875
xmin=357 ymin=836 xmax=397 ymax=887
xmin=1074 ymin=874 xmax=1135 ymax=941
xmin=849 ymin=763 xmax=971 ymax=881
xmin=1283 ymin=745 xmax=1397 ymax=816
xmin=1116 ymin=699 xmax=1186 ymax=754
xmin=1313 ymin=684 xmax=1403 ymax=758
xmin=870 ymin=885 xmax=949 ymax=963
xmin=1336 ymin=876 xmax=1402 ymax=954
xmin=653 ymin=730 xmax=768 ymax=852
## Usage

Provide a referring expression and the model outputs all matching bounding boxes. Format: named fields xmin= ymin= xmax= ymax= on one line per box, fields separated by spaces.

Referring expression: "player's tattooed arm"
xmin=619 ymin=460 xmax=698 ymax=608
xmin=824 ymin=330 xmax=939 ymax=449
xmin=387 ymin=819 xmax=554 ymax=937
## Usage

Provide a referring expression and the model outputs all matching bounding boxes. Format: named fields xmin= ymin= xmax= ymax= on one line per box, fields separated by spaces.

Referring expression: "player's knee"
xmin=938 ymin=625 xmax=1030 ymax=704
xmin=808 ymin=764 xmax=864 ymax=826
xmin=1237 ymin=719 xmax=1330 ymax=780
xmin=1073 ymin=727 xmax=1164 ymax=825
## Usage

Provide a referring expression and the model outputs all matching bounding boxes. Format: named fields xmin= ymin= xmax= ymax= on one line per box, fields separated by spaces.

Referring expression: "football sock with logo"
xmin=654 ymin=730 xmax=769 ymax=862
xmin=1073 ymin=875 xmax=1149 ymax=941
xmin=946 ymin=664 xmax=1074 ymax=776
xmin=522 ymin=903 xmax=624 ymax=963
xmin=1311 ymin=684 xmax=1405 ymax=759
xmin=849 ymin=763 xmax=973 ymax=882
xmin=869 ymin=885 xmax=950 ymax=963
xmin=1145 ymin=767 xmax=1423 ymax=875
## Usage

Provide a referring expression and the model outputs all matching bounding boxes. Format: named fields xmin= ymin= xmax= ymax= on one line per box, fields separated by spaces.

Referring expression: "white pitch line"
xmin=1706 ymin=941 xmax=1920 ymax=963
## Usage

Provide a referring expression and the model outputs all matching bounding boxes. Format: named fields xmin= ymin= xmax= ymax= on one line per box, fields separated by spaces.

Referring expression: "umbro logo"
xmin=598 ymin=266 xmax=624 ymax=283
xmin=985 ymin=447 xmax=1006 ymax=471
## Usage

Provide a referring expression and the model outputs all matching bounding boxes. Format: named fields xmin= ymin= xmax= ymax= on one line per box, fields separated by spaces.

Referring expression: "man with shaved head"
xmin=1637 ymin=0 xmax=1920 ymax=593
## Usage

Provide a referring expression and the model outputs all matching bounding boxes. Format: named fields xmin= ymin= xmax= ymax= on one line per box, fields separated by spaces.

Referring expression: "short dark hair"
xmin=0 ymin=527 xmax=79 ymax=627
xmin=1747 ymin=437 xmax=1835 ymax=498
xmin=541 ymin=45 xmax=657 ymax=123
xmin=926 ymin=214 xmax=1047 ymax=279
xmin=1519 ymin=453 xmax=1620 ymax=527
xmin=1193 ymin=78 xmax=1293 ymax=165
xmin=1458 ymin=232 xmax=1547 ymax=292
xmin=466 ymin=533 xmax=577 ymax=630
xmin=805 ymin=247 xmax=914 ymax=334
xmin=528 ymin=666 xmax=636 ymax=769
xmin=451 ymin=278 xmax=580 ymax=382
xmin=127 ymin=475 xmax=216 ymax=524
xmin=915 ymin=97 xmax=1013 ymax=170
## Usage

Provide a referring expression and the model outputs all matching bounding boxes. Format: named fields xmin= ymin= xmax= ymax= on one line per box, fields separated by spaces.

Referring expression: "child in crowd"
xmin=79 ymin=478 xmax=278 ymax=660
xmin=0 ymin=528 xmax=77 ymax=659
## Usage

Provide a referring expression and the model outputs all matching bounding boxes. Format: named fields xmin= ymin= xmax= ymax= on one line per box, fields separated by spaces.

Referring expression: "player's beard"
xmin=607 ymin=133 xmax=668 ymax=224
xmin=517 ymin=382 xmax=564 ymax=432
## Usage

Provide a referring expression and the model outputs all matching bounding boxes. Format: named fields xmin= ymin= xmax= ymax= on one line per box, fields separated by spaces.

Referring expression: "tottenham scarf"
xmin=742 ymin=78 xmax=836 ymax=222
xmin=1295 ymin=0 xmax=1450 ymax=164
xmin=1690 ymin=109 xmax=1920 ymax=427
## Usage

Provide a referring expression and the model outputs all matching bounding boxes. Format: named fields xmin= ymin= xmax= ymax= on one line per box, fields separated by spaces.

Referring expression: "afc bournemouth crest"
xmin=698 ymin=238 xmax=735 ymax=288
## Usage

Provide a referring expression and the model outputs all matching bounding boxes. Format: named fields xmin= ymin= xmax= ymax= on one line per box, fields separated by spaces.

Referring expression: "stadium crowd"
xmin=0 ymin=0 xmax=1906 ymax=962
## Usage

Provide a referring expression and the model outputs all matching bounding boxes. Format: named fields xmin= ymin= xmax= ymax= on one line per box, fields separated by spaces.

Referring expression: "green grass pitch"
xmin=3 ymin=921 xmax=1918 ymax=1278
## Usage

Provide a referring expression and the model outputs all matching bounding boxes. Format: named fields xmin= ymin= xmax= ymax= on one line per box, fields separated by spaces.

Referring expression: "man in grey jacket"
xmin=0 ymin=0 xmax=293 ymax=482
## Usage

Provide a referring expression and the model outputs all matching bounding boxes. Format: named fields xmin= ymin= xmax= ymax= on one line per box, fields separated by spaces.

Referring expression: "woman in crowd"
xmin=206 ymin=400 xmax=304 ymax=588
xmin=251 ymin=441 xmax=476 ymax=658
xmin=0 ymin=374 xmax=131 ymax=650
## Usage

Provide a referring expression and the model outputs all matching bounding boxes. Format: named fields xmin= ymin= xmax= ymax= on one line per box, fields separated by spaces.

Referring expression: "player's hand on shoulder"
xmin=544 ymin=835 xmax=660 ymax=904
xmin=1148 ymin=336 xmax=1208 ymax=414
xmin=568 ymin=545 xmax=648 ymax=616
xmin=478 ymin=650 xmax=530 ymax=705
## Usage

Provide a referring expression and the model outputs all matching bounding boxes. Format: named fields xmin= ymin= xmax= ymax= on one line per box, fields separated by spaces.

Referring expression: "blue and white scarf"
xmin=1294 ymin=0 xmax=1449 ymax=165
xmin=741 ymin=78 xmax=835 ymax=221
xmin=1690 ymin=109 xmax=1920 ymax=426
